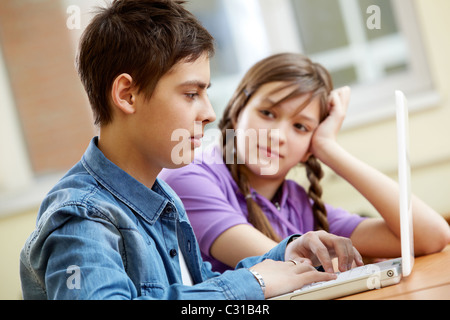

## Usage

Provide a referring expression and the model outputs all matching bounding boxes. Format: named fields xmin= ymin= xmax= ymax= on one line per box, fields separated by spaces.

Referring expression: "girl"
xmin=160 ymin=53 xmax=450 ymax=273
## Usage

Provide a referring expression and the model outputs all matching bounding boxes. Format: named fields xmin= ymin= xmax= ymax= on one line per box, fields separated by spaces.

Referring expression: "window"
xmin=187 ymin=0 xmax=437 ymax=129
xmin=291 ymin=0 xmax=408 ymax=88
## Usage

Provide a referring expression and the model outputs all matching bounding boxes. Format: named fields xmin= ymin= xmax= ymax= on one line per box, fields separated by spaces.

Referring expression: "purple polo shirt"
xmin=159 ymin=145 xmax=365 ymax=273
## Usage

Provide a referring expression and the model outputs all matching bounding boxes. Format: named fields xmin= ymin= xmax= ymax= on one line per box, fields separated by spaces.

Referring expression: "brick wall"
xmin=0 ymin=0 xmax=95 ymax=175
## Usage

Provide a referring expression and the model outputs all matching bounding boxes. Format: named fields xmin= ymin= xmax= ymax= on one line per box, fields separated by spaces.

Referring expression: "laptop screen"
xmin=396 ymin=90 xmax=414 ymax=277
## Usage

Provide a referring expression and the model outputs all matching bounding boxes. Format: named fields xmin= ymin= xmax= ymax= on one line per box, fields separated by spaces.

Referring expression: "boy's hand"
xmin=250 ymin=258 xmax=337 ymax=299
xmin=285 ymin=231 xmax=364 ymax=273
xmin=250 ymin=231 xmax=363 ymax=299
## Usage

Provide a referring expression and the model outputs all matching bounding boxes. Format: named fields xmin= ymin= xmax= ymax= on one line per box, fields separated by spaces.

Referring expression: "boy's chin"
xmin=166 ymin=156 xmax=195 ymax=169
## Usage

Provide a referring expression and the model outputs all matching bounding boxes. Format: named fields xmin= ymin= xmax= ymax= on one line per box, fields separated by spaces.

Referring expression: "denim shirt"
xmin=20 ymin=138 xmax=290 ymax=300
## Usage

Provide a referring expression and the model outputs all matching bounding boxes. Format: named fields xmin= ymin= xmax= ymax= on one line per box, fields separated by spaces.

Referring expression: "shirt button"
xmin=170 ymin=249 xmax=177 ymax=257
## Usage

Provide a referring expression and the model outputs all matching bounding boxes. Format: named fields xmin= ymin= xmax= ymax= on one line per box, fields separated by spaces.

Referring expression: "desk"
xmin=340 ymin=245 xmax=450 ymax=300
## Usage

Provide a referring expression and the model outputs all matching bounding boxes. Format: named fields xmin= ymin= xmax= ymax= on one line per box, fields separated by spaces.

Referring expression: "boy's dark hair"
xmin=77 ymin=0 xmax=215 ymax=126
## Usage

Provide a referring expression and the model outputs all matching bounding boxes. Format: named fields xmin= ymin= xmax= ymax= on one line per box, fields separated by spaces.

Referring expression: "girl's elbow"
xmin=437 ymin=224 xmax=450 ymax=252
xmin=417 ymin=227 xmax=450 ymax=256
xmin=442 ymin=227 xmax=450 ymax=250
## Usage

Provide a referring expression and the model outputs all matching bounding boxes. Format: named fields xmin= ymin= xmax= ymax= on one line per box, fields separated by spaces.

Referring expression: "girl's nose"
xmin=269 ymin=125 xmax=287 ymax=146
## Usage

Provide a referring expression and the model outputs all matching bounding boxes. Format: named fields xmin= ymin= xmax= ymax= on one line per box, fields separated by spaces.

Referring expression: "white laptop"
xmin=271 ymin=91 xmax=414 ymax=300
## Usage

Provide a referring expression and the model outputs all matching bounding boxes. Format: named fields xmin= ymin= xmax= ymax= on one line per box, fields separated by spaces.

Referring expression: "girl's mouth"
xmin=258 ymin=145 xmax=282 ymax=159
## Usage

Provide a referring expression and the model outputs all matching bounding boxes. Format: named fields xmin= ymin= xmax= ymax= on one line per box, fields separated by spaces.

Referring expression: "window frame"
xmin=203 ymin=0 xmax=438 ymax=129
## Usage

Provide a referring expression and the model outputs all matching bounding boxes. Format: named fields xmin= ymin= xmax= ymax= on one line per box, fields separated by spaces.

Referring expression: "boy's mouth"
xmin=190 ymin=134 xmax=203 ymax=148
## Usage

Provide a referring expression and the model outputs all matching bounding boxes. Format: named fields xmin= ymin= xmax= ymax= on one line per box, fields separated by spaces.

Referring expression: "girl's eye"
xmin=294 ymin=123 xmax=308 ymax=132
xmin=259 ymin=110 xmax=275 ymax=118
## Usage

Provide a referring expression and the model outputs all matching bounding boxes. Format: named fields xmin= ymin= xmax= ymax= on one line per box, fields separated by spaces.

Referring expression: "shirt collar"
xmin=278 ymin=181 xmax=289 ymax=208
xmin=81 ymin=137 xmax=172 ymax=225
xmin=252 ymin=181 xmax=289 ymax=210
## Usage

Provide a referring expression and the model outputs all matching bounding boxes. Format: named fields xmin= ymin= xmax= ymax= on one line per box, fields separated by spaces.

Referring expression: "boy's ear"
xmin=111 ymin=74 xmax=137 ymax=115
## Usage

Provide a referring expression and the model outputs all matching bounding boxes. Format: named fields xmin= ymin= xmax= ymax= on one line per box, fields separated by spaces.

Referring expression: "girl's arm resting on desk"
xmin=311 ymin=88 xmax=450 ymax=258
xmin=217 ymin=225 xmax=364 ymax=274
xmin=210 ymin=224 xmax=279 ymax=269
xmin=321 ymin=143 xmax=450 ymax=257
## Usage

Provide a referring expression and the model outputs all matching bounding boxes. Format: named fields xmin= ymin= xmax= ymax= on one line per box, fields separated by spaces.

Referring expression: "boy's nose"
xmin=199 ymin=98 xmax=216 ymax=125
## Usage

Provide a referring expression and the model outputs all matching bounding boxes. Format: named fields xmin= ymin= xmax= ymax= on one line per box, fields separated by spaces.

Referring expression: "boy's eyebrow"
xmin=178 ymin=80 xmax=212 ymax=90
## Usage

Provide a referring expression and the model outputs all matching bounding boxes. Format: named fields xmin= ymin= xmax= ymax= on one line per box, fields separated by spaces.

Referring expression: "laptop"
xmin=271 ymin=91 xmax=414 ymax=300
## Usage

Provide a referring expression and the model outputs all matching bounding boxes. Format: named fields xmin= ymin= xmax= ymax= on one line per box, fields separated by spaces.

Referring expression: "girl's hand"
xmin=310 ymin=86 xmax=351 ymax=160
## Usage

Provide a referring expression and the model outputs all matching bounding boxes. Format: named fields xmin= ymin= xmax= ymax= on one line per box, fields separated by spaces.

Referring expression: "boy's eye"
xmin=185 ymin=93 xmax=199 ymax=100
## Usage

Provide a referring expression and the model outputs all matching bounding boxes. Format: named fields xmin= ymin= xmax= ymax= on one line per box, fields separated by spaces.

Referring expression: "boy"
xmin=20 ymin=0 xmax=362 ymax=300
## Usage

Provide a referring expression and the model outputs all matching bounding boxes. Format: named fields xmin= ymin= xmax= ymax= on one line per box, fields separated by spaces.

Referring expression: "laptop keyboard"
xmin=295 ymin=264 xmax=379 ymax=293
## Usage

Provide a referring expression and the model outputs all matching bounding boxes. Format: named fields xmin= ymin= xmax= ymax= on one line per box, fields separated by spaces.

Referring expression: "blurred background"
xmin=0 ymin=0 xmax=449 ymax=299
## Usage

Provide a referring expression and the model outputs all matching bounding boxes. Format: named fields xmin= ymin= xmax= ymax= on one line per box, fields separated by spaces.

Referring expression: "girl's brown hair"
xmin=218 ymin=53 xmax=333 ymax=240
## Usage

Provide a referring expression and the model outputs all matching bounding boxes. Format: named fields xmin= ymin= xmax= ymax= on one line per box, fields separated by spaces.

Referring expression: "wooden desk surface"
xmin=340 ymin=245 xmax=450 ymax=300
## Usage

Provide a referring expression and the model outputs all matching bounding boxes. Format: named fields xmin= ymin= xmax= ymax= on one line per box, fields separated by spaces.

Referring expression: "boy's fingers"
xmin=309 ymin=235 xmax=334 ymax=273
xmin=296 ymin=270 xmax=337 ymax=288
xmin=331 ymin=237 xmax=353 ymax=271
